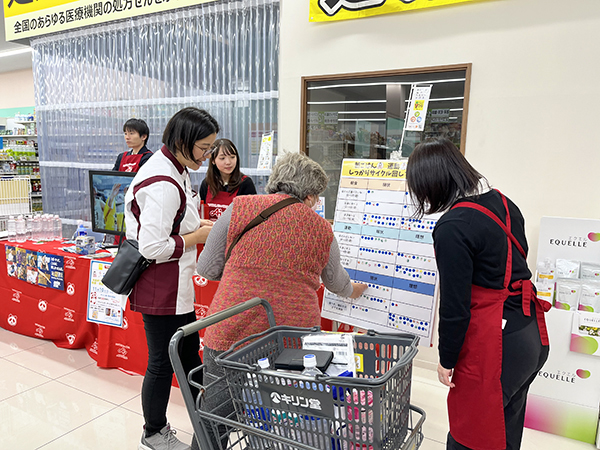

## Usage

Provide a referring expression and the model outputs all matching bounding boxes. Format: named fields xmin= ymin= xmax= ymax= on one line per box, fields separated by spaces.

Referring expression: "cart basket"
xmin=169 ymin=298 xmax=425 ymax=450
xmin=216 ymin=320 xmax=419 ymax=450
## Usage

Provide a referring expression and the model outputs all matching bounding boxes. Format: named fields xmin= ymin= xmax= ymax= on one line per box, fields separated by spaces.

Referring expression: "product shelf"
xmin=2 ymin=135 xmax=37 ymax=139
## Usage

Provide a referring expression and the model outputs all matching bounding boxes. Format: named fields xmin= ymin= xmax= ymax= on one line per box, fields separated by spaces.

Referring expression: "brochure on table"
xmin=524 ymin=216 xmax=600 ymax=445
xmin=321 ymin=159 xmax=440 ymax=347
xmin=87 ymin=260 xmax=126 ymax=327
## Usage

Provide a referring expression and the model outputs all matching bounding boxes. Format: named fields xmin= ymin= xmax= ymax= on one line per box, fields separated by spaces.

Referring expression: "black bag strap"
xmin=224 ymin=197 xmax=301 ymax=263
xmin=119 ymin=182 xmax=186 ymax=251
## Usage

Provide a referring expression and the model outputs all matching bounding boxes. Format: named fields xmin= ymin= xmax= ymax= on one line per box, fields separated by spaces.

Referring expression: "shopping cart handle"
xmin=177 ymin=297 xmax=276 ymax=337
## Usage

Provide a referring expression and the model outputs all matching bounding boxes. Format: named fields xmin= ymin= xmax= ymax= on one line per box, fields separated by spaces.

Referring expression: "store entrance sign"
xmin=310 ymin=0 xmax=492 ymax=22
xmin=3 ymin=0 xmax=217 ymax=41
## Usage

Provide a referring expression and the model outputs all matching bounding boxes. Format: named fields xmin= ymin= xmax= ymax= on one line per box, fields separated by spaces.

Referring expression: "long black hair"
xmin=406 ymin=138 xmax=485 ymax=217
xmin=162 ymin=107 xmax=220 ymax=161
xmin=206 ymin=138 xmax=243 ymax=198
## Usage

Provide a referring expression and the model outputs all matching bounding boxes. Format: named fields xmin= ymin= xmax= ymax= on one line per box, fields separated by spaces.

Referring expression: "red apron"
xmin=205 ymin=176 xmax=246 ymax=221
xmin=447 ymin=190 xmax=550 ymax=450
xmin=119 ymin=151 xmax=146 ymax=172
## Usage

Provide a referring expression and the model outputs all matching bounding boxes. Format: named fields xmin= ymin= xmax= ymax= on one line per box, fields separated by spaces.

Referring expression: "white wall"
xmin=0 ymin=68 xmax=34 ymax=110
xmin=280 ymin=0 xmax=600 ymax=368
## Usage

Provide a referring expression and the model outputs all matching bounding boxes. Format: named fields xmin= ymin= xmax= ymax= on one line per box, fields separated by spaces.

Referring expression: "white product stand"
xmin=525 ymin=216 xmax=600 ymax=445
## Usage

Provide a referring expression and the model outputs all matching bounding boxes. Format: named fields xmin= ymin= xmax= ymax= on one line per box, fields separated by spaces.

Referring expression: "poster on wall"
xmin=309 ymin=0 xmax=492 ymax=23
xmin=321 ymin=159 xmax=440 ymax=346
xmin=87 ymin=260 xmax=125 ymax=327
xmin=3 ymin=0 xmax=218 ymax=41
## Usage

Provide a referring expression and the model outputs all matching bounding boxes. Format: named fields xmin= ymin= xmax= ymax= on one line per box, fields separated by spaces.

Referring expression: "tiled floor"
xmin=0 ymin=325 xmax=595 ymax=450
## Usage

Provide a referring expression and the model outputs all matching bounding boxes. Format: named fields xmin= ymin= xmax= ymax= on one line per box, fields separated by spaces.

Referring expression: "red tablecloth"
xmin=1 ymin=241 xmax=335 ymax=377
xmin=0 ymin=241 xmax=99 ymax=350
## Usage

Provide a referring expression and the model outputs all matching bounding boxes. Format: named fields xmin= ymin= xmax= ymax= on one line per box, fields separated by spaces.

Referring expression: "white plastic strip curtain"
xmin=31 ymin=0 xmax=279 ymax=222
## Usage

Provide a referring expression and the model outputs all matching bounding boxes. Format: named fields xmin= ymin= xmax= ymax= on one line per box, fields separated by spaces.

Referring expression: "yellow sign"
xmin=3 ymin=0 xmax=217 ymax=41
xmin=341 ymin=159 xmax=407 ymax=180
xmin=354 ymin=352 xmax=364 ymax=372
xmin=310 ymin=0 xmax=489 ymax=22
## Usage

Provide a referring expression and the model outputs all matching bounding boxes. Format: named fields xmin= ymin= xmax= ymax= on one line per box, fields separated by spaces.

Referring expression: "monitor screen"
xmin=89 ymin=170 xmax=136 ymax=236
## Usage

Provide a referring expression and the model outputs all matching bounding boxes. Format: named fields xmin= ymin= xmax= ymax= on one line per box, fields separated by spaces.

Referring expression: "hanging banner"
xmin=404 ymin=85 xmax=432 ymax=132
xmin=310 ymin=0 xmax=490 ymax=22
xmin=256 ymin=133 xmax=273 ymax=170
xmin=3 ymin=0 xmax=217 ymax=41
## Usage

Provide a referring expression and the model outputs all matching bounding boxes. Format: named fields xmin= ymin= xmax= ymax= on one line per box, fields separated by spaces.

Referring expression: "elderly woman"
xmin=195 ymin=152 xmax=367 ymax=448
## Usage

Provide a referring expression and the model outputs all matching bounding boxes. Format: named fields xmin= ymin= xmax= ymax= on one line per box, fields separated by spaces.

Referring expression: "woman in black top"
xmin=199 ymin=138 xmax=256 ymax=221
xmin=406 ymin=138 xmax=549 ymax=450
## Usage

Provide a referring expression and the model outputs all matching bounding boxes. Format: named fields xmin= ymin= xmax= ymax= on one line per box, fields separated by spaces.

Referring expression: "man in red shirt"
xmin=113 ymin=118 xmax=153 ymax=172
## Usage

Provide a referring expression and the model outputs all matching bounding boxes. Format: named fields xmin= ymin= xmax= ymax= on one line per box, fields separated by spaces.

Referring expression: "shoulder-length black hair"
xmin=406 ymin=138 xmax=485 ymax=217
xmin=206 ymin=138 xmax=243 ymax=198
xmin=162 ymin=107 xmax=220 ymax=161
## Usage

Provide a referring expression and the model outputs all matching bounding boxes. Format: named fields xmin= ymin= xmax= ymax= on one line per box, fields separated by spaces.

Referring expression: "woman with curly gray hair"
xmin=194 ymin=152 xmax=367 ymax=449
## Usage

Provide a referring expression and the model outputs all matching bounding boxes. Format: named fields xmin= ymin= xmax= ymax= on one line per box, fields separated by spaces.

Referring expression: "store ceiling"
xmin=0 ymin=7 xmax=33 ymax=74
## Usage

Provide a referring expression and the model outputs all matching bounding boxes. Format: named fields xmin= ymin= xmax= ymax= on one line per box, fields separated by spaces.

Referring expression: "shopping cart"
xmin=169 ymin=297 xmax=425 ymax=450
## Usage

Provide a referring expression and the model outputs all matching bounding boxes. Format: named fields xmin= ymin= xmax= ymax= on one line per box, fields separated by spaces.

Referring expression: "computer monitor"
xmin=89 ymin=170 xmax=136 ymax=236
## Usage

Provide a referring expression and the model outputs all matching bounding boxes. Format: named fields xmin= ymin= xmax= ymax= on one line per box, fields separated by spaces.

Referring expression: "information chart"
xmin=322 ymin=159 xmax=440 ymax=346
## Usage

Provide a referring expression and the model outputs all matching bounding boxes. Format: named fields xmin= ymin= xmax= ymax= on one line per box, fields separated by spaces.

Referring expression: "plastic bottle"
xmin=301 ymin=354 xmax=323 ymax=377
xmin=33 ymin=214 xmax=42 ymax=241
xmin=257 ymin=357 xmax=271 ymax=371
xmin=25 ymin=215 xmax=33 ymax=241
xmin=41 ymin=214 xmax=50 ymax=241
xmin=76 ymin=220 xmax=87 ymax=237
xmin=7 ymin=215 xmax=16 ymax=242
xmin=15 ymin=215 xmax=26 ymax=243
xmin=53 ymin=215 xmax=62 ymax=240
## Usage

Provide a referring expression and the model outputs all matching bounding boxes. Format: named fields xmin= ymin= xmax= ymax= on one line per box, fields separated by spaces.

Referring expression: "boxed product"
xmin=75 ymin=236 xmax=95 ymax=255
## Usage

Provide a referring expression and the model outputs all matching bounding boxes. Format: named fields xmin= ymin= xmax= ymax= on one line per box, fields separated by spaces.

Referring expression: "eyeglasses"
xmin=194 ymin=143 xmax=215 ymax=157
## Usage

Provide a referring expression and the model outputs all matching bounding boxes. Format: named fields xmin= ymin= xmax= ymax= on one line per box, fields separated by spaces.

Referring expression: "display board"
xmin=321 ymin=159 xmax=440 ymax=346
xmin=525 ymin=216 xmax=600 ymax=445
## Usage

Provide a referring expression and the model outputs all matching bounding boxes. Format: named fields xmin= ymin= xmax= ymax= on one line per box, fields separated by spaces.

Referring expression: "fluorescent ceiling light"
xmin=449 ymin=108 xmax=463 ymax=111
xmin=338 ymin=119 xmax=387 ymax=122
xmin=403 ymin=97 xmax=464 ymax=103
xmin=338 ymin=111 xmax=386 ymax=114
xmin=307 ymin=100 xmax=386 ymax=105
xmin=308 ymin=78 xmax=466 ymax=90
xmin=0 ymin=47 xmax=32 ymax=58
xmin=309 ymin=97 xmax=463 ymax=106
